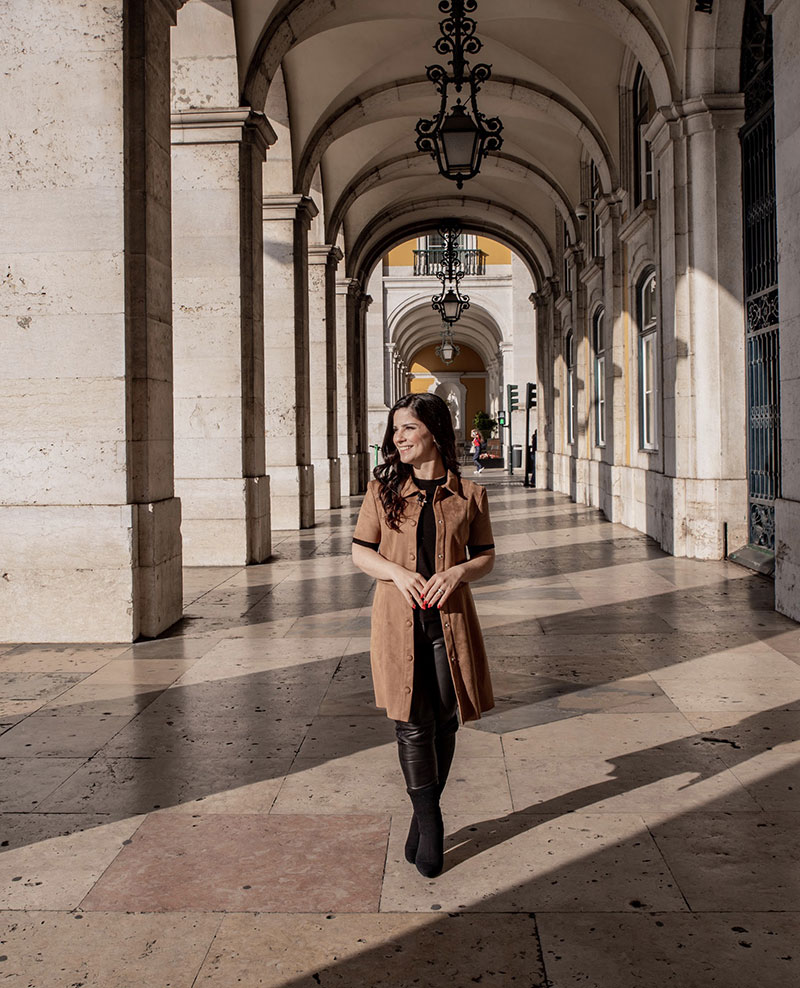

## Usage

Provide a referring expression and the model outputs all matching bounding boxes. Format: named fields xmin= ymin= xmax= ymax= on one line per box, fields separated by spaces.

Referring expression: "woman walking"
xmin=351 ymin=393 xmax=495 ymax=878
xmin=470 ymin=428 xmax=486 ymax=474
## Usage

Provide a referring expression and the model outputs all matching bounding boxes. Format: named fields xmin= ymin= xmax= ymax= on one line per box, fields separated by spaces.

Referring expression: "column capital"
xmin=336 ymin=277 xmax=360 ymax=297
xmin=156 ymin=0 xmax=186 ymax=24
xmin=309 ymin=244 xmax=344 ymax=266
xmin=529 ymin=290 xmax=551 ymax=310
xmin=262 ymin=194 xmax=319 ymax=227
xmin=646 ymin=94 xmax=746 ymax=155
xmin=171 ymin=108 xmax=277 ymax=157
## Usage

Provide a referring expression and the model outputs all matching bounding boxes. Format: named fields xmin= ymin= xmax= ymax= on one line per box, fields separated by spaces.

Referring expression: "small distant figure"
xmin=470 ymin=428 xmax=487 ymax=474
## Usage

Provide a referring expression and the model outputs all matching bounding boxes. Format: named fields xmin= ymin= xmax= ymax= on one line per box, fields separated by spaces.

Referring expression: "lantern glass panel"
xmin=441 ymin=290 xmax=461 ymax=321
xmin=440 ymin=106 xmax=480 ymax=172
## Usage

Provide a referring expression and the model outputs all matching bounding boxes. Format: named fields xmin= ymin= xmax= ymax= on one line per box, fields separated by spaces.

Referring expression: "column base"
xmin=177 ymin=477 xmax=271 ymax=566
xmin=312 ymin=457 xmax=342 ymax=511
xmin=0 ymin=499 xmax=183 ymax=643
xmin=269 ymin=464 xmax=315 ymax=529
xmin=776 ymin=497 xmax=800 ymax=622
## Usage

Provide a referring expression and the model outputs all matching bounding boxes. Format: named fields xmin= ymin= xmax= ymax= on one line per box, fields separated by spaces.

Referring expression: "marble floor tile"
xmin=271 ymin=748 xmax=410 ymax=814
xmin=194 ymin=912 xmax=547 ymax=987
xmin=381 ymin=811 xmax=687 ymax=913
xmin=725 ymin=752 xmax=800 ymax=811
xmin=0 ymin=708 xmax=136 ymax=757
xmin=647 ymin=811 xmax=800 ymax=911
xmin=0 ymin=911 xmax=221 ymax=988
xmin=0 ymin=756 xmax=82 ymax=811
xmin=81 ymin=813 xmax=389 ymax=913
xmin=679 ymin=709 xmax=800 ymax=755
xmin=537 ymin=912 xmax=800 ymax=988
xmin=0 ymin=643 xmax=128 ymax=673
xmin=0 ymin=813 xmax=143 ymax=910
xmin=37 ymin=754 xmax=291 ymax=815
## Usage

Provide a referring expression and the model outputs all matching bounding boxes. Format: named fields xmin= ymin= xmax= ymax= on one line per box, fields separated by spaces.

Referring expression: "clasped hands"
xmin=391 ymin=564 xmax=463 ymax=610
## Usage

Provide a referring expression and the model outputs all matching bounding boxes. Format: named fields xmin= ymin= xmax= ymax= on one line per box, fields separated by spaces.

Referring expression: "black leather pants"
xmin=395 ymin=629 xmax=459 ymax=790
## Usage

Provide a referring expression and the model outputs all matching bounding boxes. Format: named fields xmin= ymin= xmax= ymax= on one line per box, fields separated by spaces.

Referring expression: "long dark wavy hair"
xmin=374 ymin=392 xmax=462 ymax=530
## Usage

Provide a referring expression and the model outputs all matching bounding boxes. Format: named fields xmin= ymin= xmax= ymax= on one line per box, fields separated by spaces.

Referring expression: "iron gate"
xmin=740 ymin=0 xmax=781 ymax=551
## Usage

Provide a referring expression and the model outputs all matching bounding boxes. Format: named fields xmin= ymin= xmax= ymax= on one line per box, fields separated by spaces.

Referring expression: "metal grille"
xmin=740 ymin=0 xmax=780 ymax=551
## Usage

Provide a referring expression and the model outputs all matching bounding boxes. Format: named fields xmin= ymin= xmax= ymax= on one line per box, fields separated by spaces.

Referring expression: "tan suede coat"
xmin=353 ymin=470 xmax=495 ymax=723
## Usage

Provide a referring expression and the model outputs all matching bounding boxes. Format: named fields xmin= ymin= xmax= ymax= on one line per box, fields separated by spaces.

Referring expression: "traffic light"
xmin=497 ymin=409 xmax=506 ymax=427
xmin=526 ymin=382 xmax=538 ymax=409
xmin=507 ymin=384 xmax=519 ymax=412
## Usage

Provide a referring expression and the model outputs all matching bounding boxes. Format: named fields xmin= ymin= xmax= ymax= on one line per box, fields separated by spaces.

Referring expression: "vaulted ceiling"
xmin=222 ymin=0 xmax=705 ymax=281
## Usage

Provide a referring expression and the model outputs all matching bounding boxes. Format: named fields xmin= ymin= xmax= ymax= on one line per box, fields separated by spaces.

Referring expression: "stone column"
xmin=0 ymin=0 xmax=183 ymax=641
xmin=366 ymin=268 xmax=388 ymax=452
xmin=335 ymin=279 xmax=356 ymax=499
xmin=308 ymin=244 xmax=342 ymax=511
xmin=532 ymin=285 xmax=555 ymax=489
xmin=357 ymin=290 xmax=373 ymax=491
xmin=262 ymin=194 xmax=317 ymax=528
xmin=649 ymin=96 xmax=747 ymax=558
xmin=171 ymin=109 xmax=275 ymax=564
xmin=768 ymin=0 xmax=800 ymax=620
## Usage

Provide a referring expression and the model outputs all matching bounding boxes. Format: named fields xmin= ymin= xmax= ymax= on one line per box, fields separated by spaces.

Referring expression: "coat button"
xmin=404 ymin=685 xmax=412 ymax=693
xmin=409 ymin=553 xmax=415 ymax=560
xmin=406 ymin=619 xmax=412 ymax=627
xmin=410 ymin=520 xmax=417 ymax=527
xmin=438 ymin=519 xmax=443 ymax=524
xmin=437 ymin=553 xmax=443 ymax=558
xmin=407 ymin=654 xmax=414 ymax=662
xmin=444 ymin=622 xmax=449 ymax=629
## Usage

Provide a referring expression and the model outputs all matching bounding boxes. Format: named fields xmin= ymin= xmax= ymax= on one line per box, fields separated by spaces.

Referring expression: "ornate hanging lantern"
xmin=415 ymin=0 xmax=503 ymax=188
xmin=435 ymin=327 xmax=461 ymax=364
xmin=430 ymin=220 xmax=470 ymax=325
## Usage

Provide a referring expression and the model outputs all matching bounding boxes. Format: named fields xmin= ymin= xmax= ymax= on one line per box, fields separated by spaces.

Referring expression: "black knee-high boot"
xmin=407 ymin=781 xmax=444 ymax=878
xmin=404 ymin=724 xmax=457 ymax=864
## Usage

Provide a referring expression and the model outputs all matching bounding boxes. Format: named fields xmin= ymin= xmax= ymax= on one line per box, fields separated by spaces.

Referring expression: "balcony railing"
xmin=412 ymin=247 xmax=487 ymax=277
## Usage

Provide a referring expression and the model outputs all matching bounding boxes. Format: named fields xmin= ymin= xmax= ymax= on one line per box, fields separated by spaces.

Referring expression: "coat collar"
xmin=399 ymin=469 xmax=465 ymax=500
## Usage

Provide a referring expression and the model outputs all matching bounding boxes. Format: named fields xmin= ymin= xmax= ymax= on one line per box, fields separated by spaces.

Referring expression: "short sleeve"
xmin=352 ymin=485 xmax=382 ymax=550
xmin=467 ymin=485 xmax=494 ymax=557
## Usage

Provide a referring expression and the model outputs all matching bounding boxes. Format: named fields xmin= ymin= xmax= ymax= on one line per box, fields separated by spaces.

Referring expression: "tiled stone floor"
xmin=1 ymin=475 xmax=799 ymax=986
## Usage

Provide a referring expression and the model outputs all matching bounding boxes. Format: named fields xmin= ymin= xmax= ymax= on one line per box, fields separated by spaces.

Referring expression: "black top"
xmin=414 ymin=475 xmax=446 ymax=640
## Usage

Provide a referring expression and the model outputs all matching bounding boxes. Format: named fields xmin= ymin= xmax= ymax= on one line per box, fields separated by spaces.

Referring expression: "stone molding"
xmin=579 ymin=256 xmax=605 ymax=288
xmin=646 ymin=94 xmax=746 ymax=155
xmin=336 ymin=277 xmax=360 ymax=297
xmin=171 ymin=107 xmax=277 ymax=155
xmin=618 ymin=199 xmax=656 ymax=245
xmin=154 ymin=0 xmax=185 ymax=24
xmin=262 ymin=193 xmax=319 ymax=226
xmin=309 ymin=244 xmax=344 ymax=266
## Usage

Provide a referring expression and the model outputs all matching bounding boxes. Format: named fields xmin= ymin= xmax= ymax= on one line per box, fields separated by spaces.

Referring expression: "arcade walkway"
xmin=1 ymin=476 xmax=799 ymax=986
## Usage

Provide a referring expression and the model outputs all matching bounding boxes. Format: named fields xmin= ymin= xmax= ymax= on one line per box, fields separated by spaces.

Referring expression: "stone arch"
xmin=294 ymin=75 xmax=619 ymax=198
xmin=242 ymin=0 xmax=678 ymax=114
xmin=388 ymin=295 xmax=506 ymax=369
xmin=347 ymin=199 xmax=551 ymax=289
xmin=325 ymin=151 xmax=580 ymax=246
xmin=684 ymin=0 xmax=749 ymax=98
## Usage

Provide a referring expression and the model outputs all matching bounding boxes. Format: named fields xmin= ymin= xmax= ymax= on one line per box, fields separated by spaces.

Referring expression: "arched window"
xmin=589 ymin=159 xmax=602 ymax=259
xmin=592 ymin=307 xmax=606 ymax=447
xmin=562 ymin=222 xmax=573 ymax=294
xmin=565 ymin=329 xmax=576 ymax=446
xmin=637 ymin=269 xmax=658 ymax=450
xmin=633 ymin=65 xmax=654 ymax=206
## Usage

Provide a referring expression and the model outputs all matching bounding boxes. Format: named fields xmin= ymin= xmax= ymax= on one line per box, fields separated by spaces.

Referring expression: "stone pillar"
xmin=768 ymin=0 xmax=800 ymax=620
xmin=0 ymin=0 xmax=183 ymax=642
xmin=649 ymin=96 xmax=747 ymax=558
xmin=308 ymin=244 xmax=342 ymax=511
xmin=262 ymin=194 xmax=317 ymax=528
xmin=532 ymin=284 xmax=555 ymax=489
xmin=366 ymin=267 xmax=388 ymax=452
xmin=171 ymin=109 xmax=275 ymax=564
xmin=357 ymin=290 xmax=373 ymax=491
xmin=335 ymin=279 xmax=356 ymax=499
xmin=597 ymin=195 xmax=625 ymax=515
